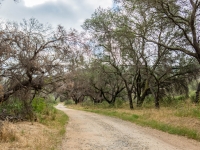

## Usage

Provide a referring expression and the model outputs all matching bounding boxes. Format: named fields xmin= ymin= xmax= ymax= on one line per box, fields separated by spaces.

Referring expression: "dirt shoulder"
xmin=56 ymin=103 xmax=200 ymax=150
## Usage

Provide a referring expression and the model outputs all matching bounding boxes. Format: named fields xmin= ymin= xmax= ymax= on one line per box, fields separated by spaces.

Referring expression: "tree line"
xmin=57 ymin=0 xmax=200 ymax=109
xmin=0 ymin=0 xmax=200 ymax=120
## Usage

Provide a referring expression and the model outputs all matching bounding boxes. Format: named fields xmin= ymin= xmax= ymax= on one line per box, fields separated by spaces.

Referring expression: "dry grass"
xmin=116 ymin=107 xmax=200 ymax=133
xmin=0 ymin=121 xmax=18 ymax=143
xmin=0 ymin=121 xmax=56 ymax=150
xmin=0 ymin=109 xmax=68 ymax=150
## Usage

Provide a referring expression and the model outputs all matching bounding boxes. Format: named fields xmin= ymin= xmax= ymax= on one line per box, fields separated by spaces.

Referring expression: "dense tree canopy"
xmin=0 ymin=0 xmax=200 ymax=114
xmin=81 ymin=0 xmax=200 ymax=108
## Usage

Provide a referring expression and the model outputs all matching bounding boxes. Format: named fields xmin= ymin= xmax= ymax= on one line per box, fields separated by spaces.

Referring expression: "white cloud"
xmin=0 ymin=0 xmax=113 ymax=31
xmin=85 ymin=0 xmax=113 ymax=8
xmin=24 ymin=0 xmax=57 ymax=7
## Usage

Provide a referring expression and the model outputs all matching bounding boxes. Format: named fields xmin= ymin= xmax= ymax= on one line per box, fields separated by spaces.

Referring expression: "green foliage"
xmin=0 ymin=96 xmax=56 ymax=123
xmin=175 ymin=105 xmax=200 ymax=119
xmin=55 ymin=110 xmax=69 ymax=136
xmin=175 ymin=95 xmax=187 ymax=101
xmin=0 ymin=98 xmax=24 ymax=116
xmin=114 ymin=98 xmax=124 ymax=108
xmin=81 ymin=100 xmax=121 ymax=109
xmin=161 ymin=96 xmax=174 ymax=106
xmin=98 ymin=101 xmax=110 ymax=108
xmin=190 ymin=92 xmax=196 ymax=103
xmin=160 ymin=95 xmax=188 ymax=107
xmin=31 ymin=97 xmax=59 ymax=124
xmin=46 ymin=95 xmax=58 ymax=105
xmin=81 ymin=99 xmax=94 ymax=107
xmin=64 ymin=99 xmax=75 ymax=105
xmin=142 ymin=96 xmax=154 ymax=108
xmin=32 ymin=97 xmax=46 ymax=113
xmin=0 ymin=96 xmax=58 ymax=122
xmin=36 ymin=108 xmax=68 ymax=149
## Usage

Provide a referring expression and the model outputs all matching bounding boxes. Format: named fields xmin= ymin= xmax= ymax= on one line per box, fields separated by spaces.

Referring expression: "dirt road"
xmin=56 ymin=103 xmax=200 ymax=150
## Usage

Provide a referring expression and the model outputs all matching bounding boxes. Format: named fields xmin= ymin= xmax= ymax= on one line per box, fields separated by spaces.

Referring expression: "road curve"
xmin=56 ymin=103 xmax=200 ymax=150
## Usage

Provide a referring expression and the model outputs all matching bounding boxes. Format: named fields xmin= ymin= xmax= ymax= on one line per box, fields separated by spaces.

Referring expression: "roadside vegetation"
xmin=0 ymin=97 xmax=68 ymax=150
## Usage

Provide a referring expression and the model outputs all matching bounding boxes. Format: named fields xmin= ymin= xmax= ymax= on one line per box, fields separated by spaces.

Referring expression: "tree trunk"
xmin=128 ymin=91 xmax=133 ymax=109
xmin=155 ymin=95 xmax=160 ymax=109
xmin=184 ymin=85 xmax=189 ymax=98
xmin=136 ymin=70 xmax=141 ymax=107
xmin=54 ymin=94 xmax=59 ymax=101
xmin=155 ymin=86 xmax=160 ymax=109
xmin=137 ymin=88 xmax=150 ymax=107
xmin=137 ymin=96 xmax=141 ymax=107
xmin=75 ymin=99 xmax=78 ymax=105
xmin=195 ymin=82 xmax=200 ymax=103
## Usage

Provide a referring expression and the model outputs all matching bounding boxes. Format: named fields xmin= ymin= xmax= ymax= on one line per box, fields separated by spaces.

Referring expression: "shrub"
xmin=64 ymin=99 xmax=74 ymax=105
xmin=31 ymin=97 xmax=58 ymax=124
xmin=175 ymin=95 xmax=187 ymax=101
xmin=81 ymin=99 xmax=94 ymax=107
xmin=115 ymin=98 xmax=124 ymax=108
xmin=142 ymin=96 xmax=154 ymax=108
xmin=190 ymin=93 xmax=196 ymax=103
xmin=160 ymin=95 xmax=187 ymax=107
xmin=0 ymin=98 xmax=26 ymax=121
xmin=32 ymin=97 xmax=46 ymax=113
xmin=45 ymin=95 xmax=58 ymax=105
xmin=99 ymin=101 xmax=110 ymax=108
xmin=0 ymin=98 xmax=24 ymax=115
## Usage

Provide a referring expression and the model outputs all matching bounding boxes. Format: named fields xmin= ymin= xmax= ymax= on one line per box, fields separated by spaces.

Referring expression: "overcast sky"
xmin=0 ymin=0 xmax=113 ymax=31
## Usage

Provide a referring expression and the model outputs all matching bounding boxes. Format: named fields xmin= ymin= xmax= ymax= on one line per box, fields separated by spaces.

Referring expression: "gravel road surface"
xmin=56 ymin=103 xmax=200 ymax=150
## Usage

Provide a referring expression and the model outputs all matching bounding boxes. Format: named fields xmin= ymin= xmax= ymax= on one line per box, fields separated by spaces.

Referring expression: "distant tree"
xmin=83 ymin=9 xmax=133 ymax=109
xmin=88 ymin=61 xmax=125 ymax=105
xmin=51 ymin=30 xmax=91 ymax=104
